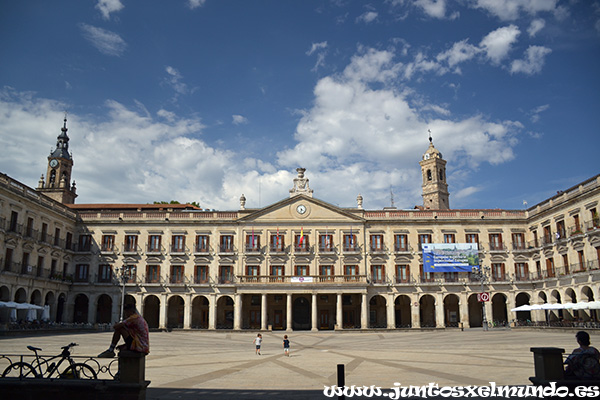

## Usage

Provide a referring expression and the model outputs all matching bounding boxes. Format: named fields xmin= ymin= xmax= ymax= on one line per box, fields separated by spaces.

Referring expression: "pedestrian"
xmin=283 ymin=335 xmax=290 ymax=357
xmin=253 ymin=333 xmax=262 ymax=355
xmin=98 ymin=303 xmax=149 ymax=358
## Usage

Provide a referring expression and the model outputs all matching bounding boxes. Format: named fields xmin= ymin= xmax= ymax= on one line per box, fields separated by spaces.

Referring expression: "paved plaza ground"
xmin=0 ymin=328 xmax=597 ymax=399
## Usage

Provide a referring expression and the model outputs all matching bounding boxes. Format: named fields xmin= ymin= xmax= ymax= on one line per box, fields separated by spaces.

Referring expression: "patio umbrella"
xmin=41 ymin=305 xmax=50 ymax=321
xmin=511 ymin=304 xmax=533 ymax=312
xmin=541 ymin=303 xmax=565 ymax=310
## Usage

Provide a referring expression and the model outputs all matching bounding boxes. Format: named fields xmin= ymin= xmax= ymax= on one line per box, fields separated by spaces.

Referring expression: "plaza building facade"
xmin=1 ymin=120 xmax=599 ymax=331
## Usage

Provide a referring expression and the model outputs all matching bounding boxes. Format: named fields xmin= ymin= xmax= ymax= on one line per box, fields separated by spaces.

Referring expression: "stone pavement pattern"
xmin=1 ymin=329 xmax=597 ymax=399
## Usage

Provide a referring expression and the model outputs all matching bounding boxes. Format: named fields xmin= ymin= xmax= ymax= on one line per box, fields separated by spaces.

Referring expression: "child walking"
xmin=283 ymin=335 xmax=290 ymax=357
xmin=253 ymin=333 xmax=262 ymax=355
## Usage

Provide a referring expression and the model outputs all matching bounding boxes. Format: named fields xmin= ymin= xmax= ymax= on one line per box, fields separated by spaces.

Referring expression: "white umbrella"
xmin=41 ymin=305 xmax=50 ymax=321
xmin=9 ymin=308 xmax=17 ymax=322
xmin=562 ymin=302 xmax=576 ymax=309
xmin=587 ymin=301 xmax=600 ymax=310
xmin=541 ymin=303 xmax=565 ymax=310
xmin=511 ymin=304 xmax=533 ymax=312
xmin=26 ymin=308 xmax=37 ymax=322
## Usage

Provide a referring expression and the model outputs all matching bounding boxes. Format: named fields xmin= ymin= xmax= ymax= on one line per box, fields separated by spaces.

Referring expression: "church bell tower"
xmin=419 ymin=134 xmax=449 ymax=210
xmin=37 ymin=115 xmax=77 ymax=204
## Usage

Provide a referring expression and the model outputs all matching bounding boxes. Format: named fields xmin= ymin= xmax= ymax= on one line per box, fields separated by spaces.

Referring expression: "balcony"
xmin=488 ymin=242 xmax=507 ymax=252
xmin=122 ymin=244 xmax=141 ymax=255
xmin=369 ymin=275 xmax=388 ymax=285
xmin=393 ymin=244 xmax=412 ymax=254
xmin=269 ymin=245 xmax=286 ymax=254
xmin=369 ymin=245 xmax=387 ymax=255
xmin=193 ymin=245 xmax=211 ymax=255
xmin=342 ymin=245 xmax=361 ymax=254
xmin=244 ymin=245 xmax=262 ymax=254
xmin=146 ymin=244 xmax=164 ymax=255
xmin=318 ymin=245 xmax=336 ymax=254
xmin=293 ymin=245 xmax=312 ymax=255
xmin=170 ymin=245 xmax=188 ymax=256
xmin=235 ymin=275 xmax=367 ymax=284
xmin=100 ymin=244 xmax=117 ymax=255
xmin=218 ymin=245 xmax=236 ymax=255
xmin=394 ymin=275 xmax=415 ymax=285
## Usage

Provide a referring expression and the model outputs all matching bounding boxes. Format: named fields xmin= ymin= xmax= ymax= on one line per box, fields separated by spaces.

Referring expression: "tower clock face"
xmin=296 ymin=204 xmax=307 ymax=214
xmin=49 ymin=159 xmax=58 ymax=168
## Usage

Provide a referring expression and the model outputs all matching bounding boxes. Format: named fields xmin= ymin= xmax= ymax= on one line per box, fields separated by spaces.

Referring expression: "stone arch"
xmin=491 ymin=293 xmax=508 ymax=324
xmin=192 ymin=295 xmax=210 ymax=329
xmin=14 ymin=287 xmax=27 ymax=303
xmin=443 ymin=294 xmax=460 ymax=327
xmin=1 ymin=286 xmax=10 ymax=302
xmin=293 ymin=296 xmax=311 ymax=330
xmin=216 ymin=295 xmax=234 ymax=329
xmin=394 ymin=295 xmax=412 ymax=328
xmin=514 ymin=292 xmax=531 ymax=323
xmin=30 ymin=289 xmax=42 ymax=305
xmin=419 ymin=294 xmax=436 ymax=328
xmin=56 ymin=293 xmax=66 ymax=323
xmin=581 ymin=286 xmax=595 ymax=302
xmin=468 ymin=293 xmax=483 ymax=327
xmin=73 ymin=293 xmax=89 ymax=323
xmin=565 ymin=288 xmax=577 ymax=303
xmin=368 ymin=295 xmax=387 ymax=328
xmin=143 ymin=295 xmax=160 ymax=329
xmin=167 ymin=295 xmax=185 ymax=329
xmin=96 ymin=294 xmax=113 ymax=324
xmin=44 ymin=291 xmax=55 ymax=306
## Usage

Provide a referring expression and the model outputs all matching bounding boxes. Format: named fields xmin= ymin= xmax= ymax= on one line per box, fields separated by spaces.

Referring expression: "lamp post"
xmin=472 ymin=265 xmax=491 ymax=331
xmin=117 ymin=265 xmax=136 ymax=321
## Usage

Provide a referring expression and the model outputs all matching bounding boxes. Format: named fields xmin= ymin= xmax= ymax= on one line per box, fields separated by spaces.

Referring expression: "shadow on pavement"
xmin=147 ymin=387 xmax=327 ymax=400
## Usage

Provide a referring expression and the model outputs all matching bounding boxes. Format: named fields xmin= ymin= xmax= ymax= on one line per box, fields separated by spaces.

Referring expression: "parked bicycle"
xmin=2 ymin=342 xmax=97 ymax=379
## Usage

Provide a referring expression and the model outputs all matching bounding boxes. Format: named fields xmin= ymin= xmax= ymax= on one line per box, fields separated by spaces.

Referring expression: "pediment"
xmin=239 ymin=195 xmax=364 ymax=224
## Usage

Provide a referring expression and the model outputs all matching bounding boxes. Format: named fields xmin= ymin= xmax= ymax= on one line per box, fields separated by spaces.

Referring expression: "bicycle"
xmin=2 ymin=342 xmax=97 ymax=379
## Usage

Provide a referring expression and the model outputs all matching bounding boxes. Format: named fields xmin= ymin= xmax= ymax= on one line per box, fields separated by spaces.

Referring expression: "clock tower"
xmin=37 ymin=115 xmax=77 ymax=204
xmin=419 ymin=136 xmax=449 ymax=210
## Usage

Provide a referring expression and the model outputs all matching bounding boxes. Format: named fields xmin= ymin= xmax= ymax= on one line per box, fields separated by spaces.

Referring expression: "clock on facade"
xmin=296 ymin=204 xmax=307 ymax=214
xmin=49 ymin=159 xmax=58 ymax=168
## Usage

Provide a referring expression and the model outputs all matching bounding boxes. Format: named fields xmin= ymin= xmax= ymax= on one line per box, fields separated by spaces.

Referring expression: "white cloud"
xmin=79 ymin=24 xmax=127 ymax=56
xmin=415 ymin=0 xmax=449 ymax=19
xmin=232 ymin=115 xmax=248 ymax=125
xmin=528 ymin=19 xmax=546 ymax=37
xmin=472 ymin=0 xmax=559 ymax=21
xmin=436 ymin=39 xmax=481 ymax=70
xmin=479 ymin=25 xmax=520 ymax=65
xmin=356 ymin=11 xmax=379 ymax=24
xmin=187 ymin=0 xmax=207 ymax=9
xmin=510 ymin=45 xmax=552 ymax=75
xmin=306 ymin=41 xmax=328 ymax=72
xmin=306 ymin=42 xmax=328 ymax=56
xmin=95 ymin=0 xmax=124 ymax=20
xmin=529 ymin=104 xmax=549 ymax=123
xmin=164 ymin=66 xmax=189 ymax=99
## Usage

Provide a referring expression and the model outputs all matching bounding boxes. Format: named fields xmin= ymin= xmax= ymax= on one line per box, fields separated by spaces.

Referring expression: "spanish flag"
xmin=299 ymin=227 xmax=304 ymax=245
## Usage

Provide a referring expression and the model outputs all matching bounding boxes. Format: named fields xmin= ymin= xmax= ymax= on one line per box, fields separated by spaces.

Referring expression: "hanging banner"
xmin=422 ymin=243 xmax=479 ymax=272
xmin=291 ymin=276 xmax=314 ymax=283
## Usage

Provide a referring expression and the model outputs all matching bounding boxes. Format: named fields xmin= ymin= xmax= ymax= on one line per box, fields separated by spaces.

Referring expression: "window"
xmin=515 ymin=263 xmax=528 ymax=281
xmin=270 ymin=233 xmax=284 ymax=252
xmin=37 ymin=256 xmax=44 ymax=277
xmin=465 ymin=233 xmax=479 ymax=245
xmin=26 ymin=217 xmax=34 ymax=237
xmin=54 ymin=227 xmax=60 ymax=246
xmin=295 ymin=265 xmax=309 ymax=276
xmin=65 ymin=232 xmax=72 ymax=250
xmin=124 ymin=235 xmax=138 ymax=252
xmin=172 ymin=235 xmax=186 ymax=253
xmin=75 ymin=264 xmax=89 ymax=282
xmin=319 ymin=234 xmax=333 ymax=251
xmin=573 ymin=214 xmax=581 ymax=234
xmin=546 ymin=258 xmax=555 ymax=277
xmin=196 ymin=235 xmax=209 ymax=253
xmin=394 ymin=234 xmax=409 ymax=251
xmin=41 ymin=223 xmax=48 ymax=242
xmin=343 ymin=234 xmax=357 ymax=251
xmin=492 ymin=263 xmax=505 ymax=281
xmin=418 ymin=234 xmax=432 ymax=250
xmin=396 ymin=265 xmax=410 ymax=283
xmin=147 ymin=265 xmax=160 ymax=283
xmin=295 ymin=234 xmax=309 ymax=251
xmin=21 ymin=252 xmax=30 ymax=274
xmin=148 ymin=235 xmax=162 ymax=252
xmin=443 ymin=234 xmax=455 ymax=243
xmin=512 ymin=233 xmax=525 ymax=250
xmin=444 ymin=272 xmax=458 ymax=282
xmin=220 ymin=266 xmax=232 ymax=283
xmin=533 ymin=230 xmax=539 ymax=247
xmin=98 ymin=264 xmax=112 ymax=283
xmin=78 ymin=234 xmax=91 ymax=252
xmin=101 ymin=234 xmax=115 ymax=252
xmin=270 ymin=265 xmax=284 ymax=282
xmin=246 ymin=234 xmax=260 ymax=251
xmin=543 ymin=226 xmax=552 ymax=244
xmin=344 ymin=265 xmax=358 ymax=281
xmin=319 ymin=265 xmax=333 ymax=281
xmin=220 ymin=235 xmax=234 ymax=252
xmin=489 ymin=233 xmax=503 ymax=251
xmin=171 ymin=265 xmax=184 ymax=283
xmin=562 ymin=254 xmax=569 ymax=275
xmin=246 ymin=265 xmax=259 ymax=281
xmin=4 ymin=248 xmax=13 ymax=271
xmin=370 ymin=234 xmax=384 ymax=251
xmin=9 ymin=211 xmax=18 ymax=232
xmin=371 ymin=265 xmax=385 ymax=283
xmin=556 ymin=220 xmax=566 ymax=239
xmin=50 ymin=259 xmax=57 ymax=277
xmin=420 ymin=264 xmax=433 ymax=282
xmin=194 ymin=265 xmax=207 ymax=283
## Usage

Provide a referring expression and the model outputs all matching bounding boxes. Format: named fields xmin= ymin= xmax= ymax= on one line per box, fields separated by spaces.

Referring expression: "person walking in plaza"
xmin=98 ymin=303 xmax=149 ymax=358
xmin=253 ymin=333 xmax=262 ymax=355
xmin=283 ymin=335 xmax=290 ymax=357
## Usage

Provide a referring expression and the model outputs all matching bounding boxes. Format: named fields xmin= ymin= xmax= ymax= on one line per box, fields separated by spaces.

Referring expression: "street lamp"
xmin=472 ymin=265 xmax=491 ymax=331
xmin=116 ymin=265 xmax=136 ymax=320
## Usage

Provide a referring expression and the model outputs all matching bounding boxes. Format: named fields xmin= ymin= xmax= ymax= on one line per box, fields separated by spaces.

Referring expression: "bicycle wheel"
xmin=60 ymin=363 xmax=97 ymax=379
xmin=2 ymin=362 xmax=38 ymax=378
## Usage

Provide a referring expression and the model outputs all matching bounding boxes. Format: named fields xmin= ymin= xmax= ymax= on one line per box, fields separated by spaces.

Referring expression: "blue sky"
xmin=0 ymin=0 xmax=599 ymax=211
